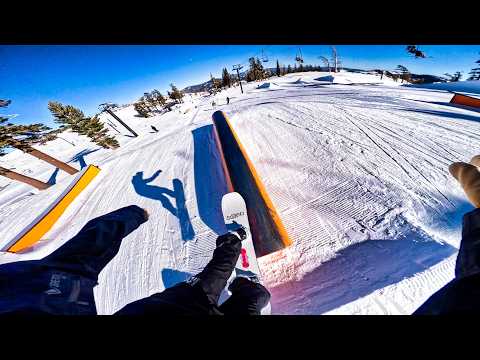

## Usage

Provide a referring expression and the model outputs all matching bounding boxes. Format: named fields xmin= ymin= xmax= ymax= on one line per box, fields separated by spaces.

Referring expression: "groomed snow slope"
xmin=1 ymin=72 xmax=479 ymax=314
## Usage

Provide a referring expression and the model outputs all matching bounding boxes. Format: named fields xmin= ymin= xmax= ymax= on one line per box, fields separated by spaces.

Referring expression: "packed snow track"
xmin=1 ymin=72 xmax=479 ymax=314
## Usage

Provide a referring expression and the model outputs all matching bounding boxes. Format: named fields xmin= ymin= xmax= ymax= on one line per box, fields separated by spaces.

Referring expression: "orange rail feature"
xmin=3 ymin=164 xmax=101 ymax=253
xmin=450 ymin=93 xmax=480 ymax=108
xmin=212 ymin=111 xmax=292 ymax=257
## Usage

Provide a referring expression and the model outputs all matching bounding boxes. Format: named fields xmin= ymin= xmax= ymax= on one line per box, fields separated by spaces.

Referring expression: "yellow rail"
xmin=4 ymin=164 xmax=101 ymax=253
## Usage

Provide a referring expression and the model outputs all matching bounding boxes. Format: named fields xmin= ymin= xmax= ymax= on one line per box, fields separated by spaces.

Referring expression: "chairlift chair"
xmin=261 ymin=49 xmax=269 ymax=63
xmin=295 ymin=48 xmax=304 ymax=64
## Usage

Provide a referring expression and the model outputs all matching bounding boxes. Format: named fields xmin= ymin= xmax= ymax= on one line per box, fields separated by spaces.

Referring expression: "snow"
xmin=1 ymin=71 xmax=479 ymax=314
xmin=256 ymin=82 xmax=281 ymax=90
xmin=408 ymin=80 xmax=480 ymax=96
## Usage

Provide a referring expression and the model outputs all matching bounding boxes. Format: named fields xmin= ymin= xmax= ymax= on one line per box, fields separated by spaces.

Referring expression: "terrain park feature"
xmin=212 ymin=110 xmax=292 ymax=257
xmin=1 ymin=164 xmax=101 ymax=253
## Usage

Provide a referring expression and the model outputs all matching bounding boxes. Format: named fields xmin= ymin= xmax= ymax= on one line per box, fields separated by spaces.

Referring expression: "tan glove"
xmin=449 ymin=155 xmax=480 ymax=208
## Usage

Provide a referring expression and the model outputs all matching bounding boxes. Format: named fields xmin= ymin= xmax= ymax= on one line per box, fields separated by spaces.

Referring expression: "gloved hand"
xmin=232 ymin=226 xmax=247 ymax=241
xmin=216 ymin=226 xmax=247 ymax=248
xmin=449 ymin=155 xmax=480 ymax=208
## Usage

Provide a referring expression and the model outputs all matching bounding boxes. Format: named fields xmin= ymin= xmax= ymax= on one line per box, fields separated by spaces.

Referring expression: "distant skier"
xmin=151 ymin=125 xmax=159 ymax=133
xmin=212 ymin=101 xmax=216 ymax=108
xmin=226 ymin=97 xmax=230 ymax=105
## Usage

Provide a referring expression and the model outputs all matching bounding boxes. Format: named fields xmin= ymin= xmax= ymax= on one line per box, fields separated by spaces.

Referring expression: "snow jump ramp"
xmin=1 ymin=164 xmax=101 ymax=253
xmin=212 ymin=111 xmax=292 ymax=257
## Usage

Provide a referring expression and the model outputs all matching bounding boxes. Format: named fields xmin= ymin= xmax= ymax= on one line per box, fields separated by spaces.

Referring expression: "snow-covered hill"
xmin=408 ymin=80 xmax=480 ymax=96
xmin=1 ymin=71 xmax=479 ymax=314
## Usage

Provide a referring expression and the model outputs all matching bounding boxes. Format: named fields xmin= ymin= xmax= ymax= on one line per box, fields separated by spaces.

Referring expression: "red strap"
xmin=241 ymin=248 xmax=250 ymax=268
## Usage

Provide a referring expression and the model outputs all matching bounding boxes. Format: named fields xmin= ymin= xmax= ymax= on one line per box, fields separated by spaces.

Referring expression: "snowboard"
xmin=220 ymin=191 xmax=271 ymax=315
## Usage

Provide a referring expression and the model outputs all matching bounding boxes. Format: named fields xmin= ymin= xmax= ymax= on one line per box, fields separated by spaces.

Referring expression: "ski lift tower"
xmin=232 ymin=64 xmax=244 ymax=94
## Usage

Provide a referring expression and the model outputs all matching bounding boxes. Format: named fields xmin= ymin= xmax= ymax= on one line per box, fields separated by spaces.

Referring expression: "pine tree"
xmin=246 ymin=57 xmax=267 ymax=82
xmin=444 ymin=72 xmax=463 ymax=82
xmin=222 ymin=68 xmax=232 ymax=88
xmin=209 ymin=73 xmax=221 ymax=92
xmin=468 ymin=58 xmax=480 ymax=80
xmin=168 ymin=83 xmax=184 ymax=103
xmin=1 ymin=100 xmax=78 ymax=177
xmin=137 ymin=96 xmax=152 ymax=114
xmin=48 ymin=101 xmax=119 ymax=149
xmin=276 ymin=60 xmax=281 ymax=77
xmin=395 ymin=65 xmax=411 ymax=83
xmin=151 ymin=89 xmax=166 ymax=107
xmin=134 ymin=102 xmax=150 ymax=117
xmin=287 ymin=64 xmax=292 ymax=74
xmin=81 ymin=115 xmax=119 ymax=149
xmin=144 ymin=92 xmax=157 ymax=111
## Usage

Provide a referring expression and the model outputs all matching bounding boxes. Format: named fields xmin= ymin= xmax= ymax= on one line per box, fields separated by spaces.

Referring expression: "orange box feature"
xmin=450 ymin=93 xmax=480 ymax=108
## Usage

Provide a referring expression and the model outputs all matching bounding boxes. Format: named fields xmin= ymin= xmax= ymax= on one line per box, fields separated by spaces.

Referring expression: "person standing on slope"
xmin=414 ymin=155 xmax=480 ymax=314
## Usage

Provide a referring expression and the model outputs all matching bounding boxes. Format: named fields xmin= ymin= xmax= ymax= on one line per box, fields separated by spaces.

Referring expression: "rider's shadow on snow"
xmin=192 ymin=125 xmax=229 ymax=235
xmin=69 ymin=148 xmax=101 ymax=170
xmin=161 ymin=268 xmax=192 ymax=289
xmin=132 ymin=170 xmax=195 ymax=241
xmin=47 ymin=168 xmax=60 ymax=185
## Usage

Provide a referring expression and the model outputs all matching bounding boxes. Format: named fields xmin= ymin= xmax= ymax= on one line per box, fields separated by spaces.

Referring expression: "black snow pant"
xmin=41 ymin=205 xmax=148 ymax=282
xmin=414 ymin=208 xmax=480 ymax=314
xmin=115 ymin=233 xmax=271 ymax=315
xmin=0 ymin=205 xmax=148 ymax=315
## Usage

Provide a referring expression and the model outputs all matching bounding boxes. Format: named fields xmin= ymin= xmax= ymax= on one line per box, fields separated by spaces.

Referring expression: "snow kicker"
xmin=1 ymin=164 xmax=101 ymax=253
xmin=450 ymin=93 xmax=480 ymax=109
xmin=212 ymin=110 xmax=292 ymax=257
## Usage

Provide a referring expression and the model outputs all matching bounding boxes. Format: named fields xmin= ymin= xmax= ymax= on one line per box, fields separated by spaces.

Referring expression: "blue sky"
xmin=1 ymin=45 xmax=478 ymax=128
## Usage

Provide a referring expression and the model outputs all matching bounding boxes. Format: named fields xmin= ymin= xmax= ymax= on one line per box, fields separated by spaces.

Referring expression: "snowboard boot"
xmin=221 ymin=274 xmax=271 ymax=315
xmin=232 ymin=267 xmax=261 ymax=285
xmin=185 ymin=229 xmax=245 ymax=307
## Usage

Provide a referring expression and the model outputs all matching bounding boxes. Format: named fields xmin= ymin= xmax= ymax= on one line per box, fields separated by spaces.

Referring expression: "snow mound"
xmin=292 ymin=78 xmax=310 ymax=85
xmin=315 ymin=75 xmax=335 ymax=82
xmin=256 ymin=82 xmax=281 ymax=90
xmin=314 ymin=72 xmax=402 ymax=86
xmin=409 ymin=80 xmax=480 ymax=96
